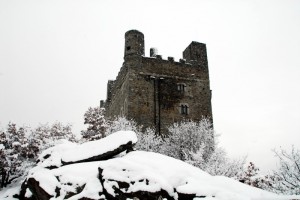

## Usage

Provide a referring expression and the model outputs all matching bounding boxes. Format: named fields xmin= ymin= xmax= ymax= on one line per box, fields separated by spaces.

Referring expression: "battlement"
xmin=124 ymin=30 xmax=208 ymax=69
xmin=141 ymin=56 xmax=206 ymax=69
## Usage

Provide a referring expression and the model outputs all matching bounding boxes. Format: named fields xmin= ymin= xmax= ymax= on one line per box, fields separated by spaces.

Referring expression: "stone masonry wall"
xmin=105 ymin=64 xmax=129 ymax=118
xmin=126 ymin=56 xmax=212 ymax=133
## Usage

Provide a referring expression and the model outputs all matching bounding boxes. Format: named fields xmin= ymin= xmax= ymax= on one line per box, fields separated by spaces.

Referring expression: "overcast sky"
xmin=1 ymin=0 xmax=300 ymax=172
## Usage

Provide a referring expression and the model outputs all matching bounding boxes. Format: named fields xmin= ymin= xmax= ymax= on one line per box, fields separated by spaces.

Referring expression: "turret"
xmin=124 ymin=30 xmax=145 ymax=59
xmin=183 ymin=41 xmax=208 ymax=68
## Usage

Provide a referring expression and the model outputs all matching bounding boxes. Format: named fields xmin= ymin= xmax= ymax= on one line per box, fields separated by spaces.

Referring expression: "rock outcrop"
xmin=19 ymin=131 xmax=278 ymax=200
xmin=36 ymin=131 xmax=137 ymax=169
xmin=19 ymin=131 xmax=137 ymax=200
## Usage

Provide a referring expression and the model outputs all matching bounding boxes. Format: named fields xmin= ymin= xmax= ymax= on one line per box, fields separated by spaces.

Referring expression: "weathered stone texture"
xmin=104 ymin=30 xmax=213 ymax=134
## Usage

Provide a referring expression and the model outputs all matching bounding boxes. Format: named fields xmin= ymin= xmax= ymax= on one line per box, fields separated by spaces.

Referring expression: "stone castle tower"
xmin=102 ymin=30 xmax=213 ymax=134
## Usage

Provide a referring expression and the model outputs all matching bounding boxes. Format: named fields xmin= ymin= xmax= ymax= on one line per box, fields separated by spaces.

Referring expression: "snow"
xmin=0 ymin=186 xmax=21 ymax=199
xmin=0 ymin=143 xmax=4 ymax=150
xmin=24 ymin=188 xmax=32 ymax=198
xmin=27 ymin=162 xmax=103 ymax=200
xmin=29 ymin=166 xmax=59 ymax=195
xmin=38 ymin=131 xmax=137 ymax=168
xmin=99 ymin=151 xmax=280 ymax=200
xmin=12 ymin=141 xmax=21 ymax=147
xmin=62 ymin=130 xmax=136 ymax=162
xmin=34 ymin=150 xmax=275 ymax=200
xmin=38 ymin=140 xmax=78 ymax=168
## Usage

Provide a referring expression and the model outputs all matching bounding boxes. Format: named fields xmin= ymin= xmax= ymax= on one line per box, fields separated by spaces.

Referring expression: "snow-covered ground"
xmin=0 ymin=131 xmax=299 ymax=200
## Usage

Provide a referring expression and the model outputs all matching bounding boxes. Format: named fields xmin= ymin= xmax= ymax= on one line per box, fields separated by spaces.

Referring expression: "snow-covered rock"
xmin=98 ymin=151 xmax=278 ymax=200
xmin=21 ymin=162 xmax=104 ymax=200
xmin=37 ymin=131 xmax=137 ymax=168
xmin=17 ymin=130 xmax=285 ymax=200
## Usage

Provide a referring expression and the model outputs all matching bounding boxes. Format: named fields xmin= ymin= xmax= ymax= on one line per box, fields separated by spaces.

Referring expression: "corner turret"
xmin=124 ymin=30 xmax=145 ymax=59
xmin=183 ymin=41 xmax=208 ymax=68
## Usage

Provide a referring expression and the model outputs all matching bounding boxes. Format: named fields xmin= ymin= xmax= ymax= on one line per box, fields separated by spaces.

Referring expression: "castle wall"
xmin=105 ymin=64 xmax=130 ymax=118
xmin=126 ymin=57 xmax=212 ymax=133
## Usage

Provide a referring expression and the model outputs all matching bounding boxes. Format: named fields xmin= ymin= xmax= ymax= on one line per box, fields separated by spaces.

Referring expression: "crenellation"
xmin=150 ymin=48 xmax=158 ymax=57
xmin=156 ymin=55 xmax=162 ymax=59
xmin=179 ymin=58 xmax=186 ymax=64
xmin=168 ymin=57 xmax=174 ymax=62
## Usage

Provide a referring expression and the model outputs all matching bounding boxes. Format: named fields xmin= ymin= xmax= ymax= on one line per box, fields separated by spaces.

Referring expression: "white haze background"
xmin=0 ymin=0 xmax=300 ymax=173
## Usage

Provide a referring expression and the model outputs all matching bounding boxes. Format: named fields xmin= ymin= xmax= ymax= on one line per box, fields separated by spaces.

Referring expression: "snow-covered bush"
xmin=81 ymin=107 xmax=137 ymax=141
xmin=239 ymin=162 xmax=261 ymax=187
xmin=0 ymin=123 xmax=30 ymax=188
xmin=101 ymin=117 xmax=166 ymax=155
xmin=0 ymin=122 xmax=77 ymax=189
xmin=105 ymin=116 xmax=140 ymax=135
xmin=79 ymin=115 xmax=248 ymax=181
xmin=190 ymin=147 xmax=246 ymax=178
xmin=105 ymin=117 xmax=246 ymax=179
xmin=135 ymin=127 xmax=165 ymax=153
xmin=167 ymin=119 xmax=215 ymax=161
xmin=81 ymin=106 xmax=108 ymax=141
xmin=29 ymin=122 xmax=77 ymax=152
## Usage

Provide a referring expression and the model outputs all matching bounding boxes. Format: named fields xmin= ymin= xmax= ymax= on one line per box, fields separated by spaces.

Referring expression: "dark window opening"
xmin=180 ymin=104 xmax=189 ymax=115
xmin=162 ymin=103 xmax=168 ymax=110
xmin=177 ymin=84 xmax=186 ymax=93
xmin=127 ymin=46 xmax=131 ymax=50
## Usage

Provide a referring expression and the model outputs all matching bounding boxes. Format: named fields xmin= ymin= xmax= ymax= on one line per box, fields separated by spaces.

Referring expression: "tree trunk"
xmin=1 ymin=170 xmax=6 ymax=188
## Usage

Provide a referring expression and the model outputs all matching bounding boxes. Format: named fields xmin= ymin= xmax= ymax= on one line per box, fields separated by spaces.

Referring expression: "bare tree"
xmin=258 ymin=146 xmax=300 ymax=195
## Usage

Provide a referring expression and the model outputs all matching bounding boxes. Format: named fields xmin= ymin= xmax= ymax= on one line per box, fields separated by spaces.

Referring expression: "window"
xmin=127 ymin=46 xmax=131 ymax=50
xmin=180 ymin=104 xmax=189 ymax=115
xmin=161 ymin=103 xmax=169 ymax=110
xmin=177 ymin=83 xmax=186 ymax=93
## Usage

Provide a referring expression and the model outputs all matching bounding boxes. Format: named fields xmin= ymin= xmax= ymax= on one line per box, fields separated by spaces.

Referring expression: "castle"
xmin=102 ymin=30 xmax=213 ymax=134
